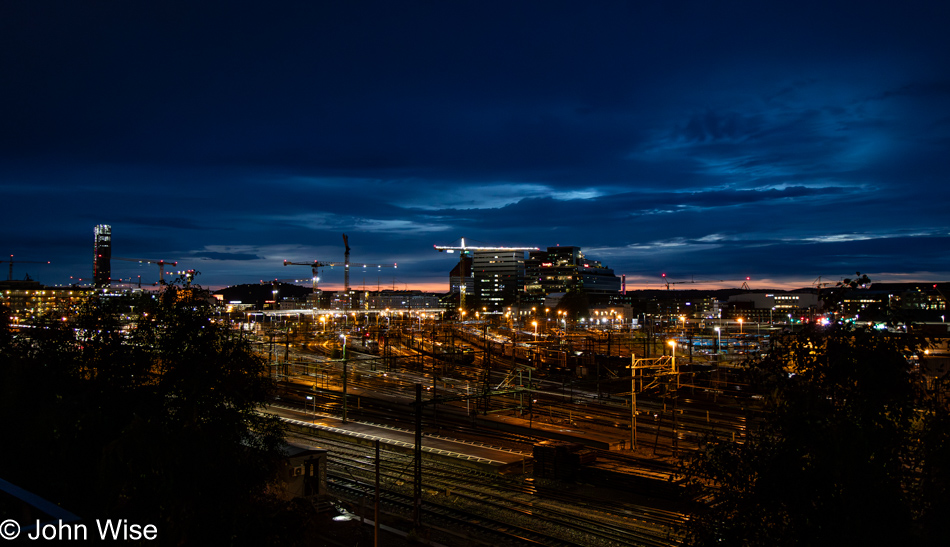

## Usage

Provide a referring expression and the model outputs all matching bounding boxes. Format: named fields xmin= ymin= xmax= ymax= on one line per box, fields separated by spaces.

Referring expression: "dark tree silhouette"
xmin=556 ymin=287 xmax=590 ymax=322
xmin=0 ymin=284 xmax=317 ymax=546
xmin=684 ymin=324 xmax=948 ymax=546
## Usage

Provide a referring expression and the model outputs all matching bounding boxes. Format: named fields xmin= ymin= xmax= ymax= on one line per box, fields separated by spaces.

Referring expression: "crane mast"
xmin=343 ymin=234 xmax=352 ymax=292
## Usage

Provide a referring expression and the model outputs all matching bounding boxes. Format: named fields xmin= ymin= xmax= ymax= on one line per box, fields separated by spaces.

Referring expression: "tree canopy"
xmin=0 ymin=285 xmax=316 ymax=545
xmin=556 ymin=286 xmax=590 ymax=322
xmin=684 ymin=324 xmax=949 ymax=546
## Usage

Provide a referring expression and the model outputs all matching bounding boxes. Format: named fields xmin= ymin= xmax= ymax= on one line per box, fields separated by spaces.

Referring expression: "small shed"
xmin=279 ymin=441 xmax=329 ymax=504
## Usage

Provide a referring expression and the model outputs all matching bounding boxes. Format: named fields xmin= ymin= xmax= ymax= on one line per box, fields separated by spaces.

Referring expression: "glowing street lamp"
xmin=668 ymin=339 xmax=678 ymax=388
xmin=738 ymin=317 xmax=744 ymax=334
xmin=532 ymin=320 xmax=539 ymax=364
xmin=340 ymin=334 xmax=348 ymax=424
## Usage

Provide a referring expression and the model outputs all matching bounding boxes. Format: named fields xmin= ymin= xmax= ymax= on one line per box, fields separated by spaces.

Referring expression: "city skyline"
xmin=3 ymin=2 xmax=949 ymax=291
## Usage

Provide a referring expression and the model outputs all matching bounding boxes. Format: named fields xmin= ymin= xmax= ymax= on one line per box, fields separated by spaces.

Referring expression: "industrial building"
xmin=1 ymin=280 xmax=91 ymax=323
xmin=726 ymin=292 xmax=820 ymax=322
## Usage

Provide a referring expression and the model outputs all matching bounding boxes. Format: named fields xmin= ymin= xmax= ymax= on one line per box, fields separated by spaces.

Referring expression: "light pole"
xmin=715 ymin=326 xmax=721 ymax=357
xmin=340 ymin=334 xmax=348 ymax=424
xmin=738 ymin=317 xmax=744 ymax=334
xmin=629 ymin=354 xmax=638 ymax=450
xmin=668 ymin=339 xmax=678 ymax=388
xmin=532 ymin=320 xmax=539 ymax=365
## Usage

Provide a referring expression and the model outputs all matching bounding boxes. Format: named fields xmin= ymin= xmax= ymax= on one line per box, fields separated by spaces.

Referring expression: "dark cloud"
xmin=115 ymin=216 xmax=207 ymax=231
xmin=191 ymin=251 xmax=264 ymax=262
xmin=1 ymin=1 xmax=949 ymax=288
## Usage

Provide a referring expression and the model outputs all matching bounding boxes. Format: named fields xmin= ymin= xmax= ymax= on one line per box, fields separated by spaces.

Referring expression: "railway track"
xmin=291 ymin=432 xmax=686 ymax=546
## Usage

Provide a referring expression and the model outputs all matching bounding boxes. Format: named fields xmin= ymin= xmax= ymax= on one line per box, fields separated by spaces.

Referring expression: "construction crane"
xmin=283 ymin=258 xmax=396 ymax=294
xmin=7 ymin=255 xmax=50 ymax=281
xmin=661 ymin=273 xmax=689 ymax=290
xmin=933 ymin=284 xmax=949 ymax=309
xmin=813 ymin=276 xmax=833 ymax=303
xmin=113 ymin=257 xmax=178 ymax=284
xmin=434 ymin=237 xmax=539 ymax=310
xmin=661 ymin=273 xmax=724 ymax=290
xmin=342 ymin=234 xmax=351 ymax=292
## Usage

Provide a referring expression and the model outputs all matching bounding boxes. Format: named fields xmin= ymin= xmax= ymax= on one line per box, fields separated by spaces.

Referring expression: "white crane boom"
xmin=434 ymin=237 xmax=539 ymax=254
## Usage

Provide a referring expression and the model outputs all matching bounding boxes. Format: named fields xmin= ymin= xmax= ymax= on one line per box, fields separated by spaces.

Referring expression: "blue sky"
xmin=2 ymin=1 xmax=949 ymax=290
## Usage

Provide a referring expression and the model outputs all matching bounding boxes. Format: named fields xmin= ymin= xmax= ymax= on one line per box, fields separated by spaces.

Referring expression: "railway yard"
xmin=248 ymin=315 xmax=766 ymax=546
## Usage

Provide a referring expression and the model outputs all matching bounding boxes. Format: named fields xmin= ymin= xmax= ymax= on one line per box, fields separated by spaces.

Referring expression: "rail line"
xmin=291 ymin=432 xmax=686 ymax=546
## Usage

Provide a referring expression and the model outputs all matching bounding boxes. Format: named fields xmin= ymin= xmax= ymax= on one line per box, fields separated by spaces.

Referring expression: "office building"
xmin=93 ymin=224 xmax=112 ymax=288
xmin=525 ymin=246 xmax=620 ymax=297
xmin=448 ymin=256 xmax=473 ymax=297
xmin=472 ymin=250 xmax=525 ymax=313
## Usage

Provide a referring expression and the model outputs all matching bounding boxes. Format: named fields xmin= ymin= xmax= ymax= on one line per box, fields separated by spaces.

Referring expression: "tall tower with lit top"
xmin=93 ymin=224 xmax=111 ymax=288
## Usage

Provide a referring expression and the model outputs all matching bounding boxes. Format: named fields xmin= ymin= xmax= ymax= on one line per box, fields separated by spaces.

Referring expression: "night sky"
xmin=2 ymin=1 xmax=949 ymax=291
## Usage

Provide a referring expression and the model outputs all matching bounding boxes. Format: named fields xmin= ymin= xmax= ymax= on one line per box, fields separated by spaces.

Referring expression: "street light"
xmin=532 ymin=320 xmax=539 ymax=366
xmin=714 ymin=326 xmax=721 ymax=356
xmin=340 ymin=334 xmax=348 ymax=424
xmin=668 ymin=339 xmax=678 ymax=388
xmin=738 ymin=317 xmax=744 ymax=334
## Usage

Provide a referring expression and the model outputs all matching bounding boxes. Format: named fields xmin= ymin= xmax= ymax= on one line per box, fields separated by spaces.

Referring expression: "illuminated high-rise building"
xmin=525 ymin=246 xmax=620 ymax=296
xmin=93 ymin=224 xmax=112 ymax=288
xmin=472 ymin=250 xmax=525 ymax=313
